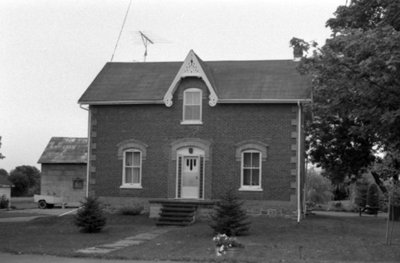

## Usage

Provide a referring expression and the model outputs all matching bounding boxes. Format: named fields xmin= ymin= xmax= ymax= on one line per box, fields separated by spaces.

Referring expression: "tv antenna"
xmin=139 ymin=31 xmax=154 ymax=62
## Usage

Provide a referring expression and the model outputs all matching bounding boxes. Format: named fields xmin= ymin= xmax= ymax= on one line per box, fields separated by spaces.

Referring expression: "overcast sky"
xmin=0 ymin=0 xmax=344 ymax=172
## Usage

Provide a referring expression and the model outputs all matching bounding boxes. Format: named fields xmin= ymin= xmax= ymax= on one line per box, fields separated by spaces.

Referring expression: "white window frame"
xmin=121 ymin=149 xmax=143 ymax=189
xmin=239 ymin=150 xmax=263 ymax=191
xmin=181 ymin=88 xmax=202 ymax=125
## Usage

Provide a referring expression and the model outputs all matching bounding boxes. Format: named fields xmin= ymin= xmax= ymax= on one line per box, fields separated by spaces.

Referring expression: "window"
xmin=122 ymin=150 xmax=142 ymax=188
xmin=73 ymin=178 xmax=84 ymax=189
xmin=182 ymin=89 xmax=202 ymax=124
xmin=240 ymin=151 xmax=262 ymax=190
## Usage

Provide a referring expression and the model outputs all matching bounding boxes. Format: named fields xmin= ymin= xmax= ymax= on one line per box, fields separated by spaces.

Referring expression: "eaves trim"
xmin=218 ymin=99 xmax=312 ymax=104
xmin=78 ymin=100 xmax=164 ymax=105
xmin=78 ymin=98 xmax=311 ymax=105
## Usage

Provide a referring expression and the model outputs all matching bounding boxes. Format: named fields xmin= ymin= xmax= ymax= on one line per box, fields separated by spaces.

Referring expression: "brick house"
xmin=78 ymin=50 xmax=310 ymax=221
xmin=38 ymin=137 xmax=87 ymax=206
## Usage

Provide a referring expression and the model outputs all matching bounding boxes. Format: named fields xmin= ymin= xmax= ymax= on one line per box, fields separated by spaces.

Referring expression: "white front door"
xmin=181 ymin=156 xmax=200 ymax=199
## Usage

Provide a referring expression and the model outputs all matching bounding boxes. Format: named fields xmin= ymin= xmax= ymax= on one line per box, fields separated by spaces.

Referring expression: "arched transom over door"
xmin=176 ymin=147 xmax=205 ymax=199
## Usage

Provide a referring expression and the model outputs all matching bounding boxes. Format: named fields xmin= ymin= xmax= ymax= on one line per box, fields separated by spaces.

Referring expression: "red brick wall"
xmin=89 ymin=78 xmax=299 ymax=203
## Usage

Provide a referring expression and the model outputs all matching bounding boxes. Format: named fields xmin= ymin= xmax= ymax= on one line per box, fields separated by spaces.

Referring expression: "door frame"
xmin=181 ymin=155 xmax=200 ymax=199
xmin=176 ymin=147 xmax=205 ymax=199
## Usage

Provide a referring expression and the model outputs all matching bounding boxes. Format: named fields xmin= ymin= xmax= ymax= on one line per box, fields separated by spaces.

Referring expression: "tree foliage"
xmin=293 ymin=0 xmax=400 ymax=183
xmin=9 ymin=165 xmax=41 ymax=196
xmin=366 ymin=184 xmax=379 ymax=212
xmin=0 ymin=136 xmax=5 ymax=160
xmin=306 ymin=168 xmax=333 ymax=204
xmin=373 ymin=150 xmax=400 ymax=181
xmin=0 ymin=169 xmax=8 ymax=177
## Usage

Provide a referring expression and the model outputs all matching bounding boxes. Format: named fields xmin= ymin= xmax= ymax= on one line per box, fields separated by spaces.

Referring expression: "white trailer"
xmin=33 ymin=194 xmax=64 ymax=209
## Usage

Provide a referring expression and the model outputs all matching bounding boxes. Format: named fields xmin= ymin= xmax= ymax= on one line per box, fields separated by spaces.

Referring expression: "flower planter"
xmin=215 ymin=247 xmax=223 ymax=256
xmin=213 ymin=234 xmax=244 ymax=257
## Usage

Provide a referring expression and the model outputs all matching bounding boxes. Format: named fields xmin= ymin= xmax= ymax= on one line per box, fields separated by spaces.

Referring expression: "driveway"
xmin=0 ymin=208 xmax=78 ymax=222
xmin=312 ymin=210 xmax=388 ymax=218
xmin=0 ymin=252 xmax=186 ymax=263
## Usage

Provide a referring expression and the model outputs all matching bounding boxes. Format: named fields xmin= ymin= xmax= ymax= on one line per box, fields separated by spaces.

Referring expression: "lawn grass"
xmin=0 ymin=211 xmax=41 ymax=218
xmin=0 ymin=213 xmax=155 ymax=256
xmin=0 ymin=213 xmax=399 ymax=262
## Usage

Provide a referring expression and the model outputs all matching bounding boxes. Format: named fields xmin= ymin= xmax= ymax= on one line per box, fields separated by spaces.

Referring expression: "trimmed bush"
xmin=74 ymin=196 xmax=106 ymax=233
xmin=209 ymin=188 xmax=250 ymax=236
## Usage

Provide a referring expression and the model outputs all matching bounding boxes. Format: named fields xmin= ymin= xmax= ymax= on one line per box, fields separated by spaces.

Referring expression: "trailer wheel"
xmin=38 ymin=200 xmax=47 ymax=209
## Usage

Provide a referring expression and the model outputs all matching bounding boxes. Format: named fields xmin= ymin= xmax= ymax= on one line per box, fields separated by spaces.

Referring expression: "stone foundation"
xmin=242 ymin=200 xmax=297 ymax=219
xmin=98 ymin=196 xmax=298 ymax=220
xmin=98 ymin=196 xmax=151 ymax=213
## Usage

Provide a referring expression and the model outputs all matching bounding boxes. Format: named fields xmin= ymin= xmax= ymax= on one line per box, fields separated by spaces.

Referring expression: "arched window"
xmin=235 ymin=140 xmax=268 ymax=191
xmin=117 ymin=139 xmax=147 ymax=189
xmin=182 ymin=88 xmax=202 ymax=124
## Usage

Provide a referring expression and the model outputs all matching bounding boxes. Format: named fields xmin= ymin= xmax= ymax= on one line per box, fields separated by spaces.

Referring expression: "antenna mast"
xmin=110 ymin=0 xmax=132 ymax=62
xmin=139 ymin=31 xmax=154 ymax=62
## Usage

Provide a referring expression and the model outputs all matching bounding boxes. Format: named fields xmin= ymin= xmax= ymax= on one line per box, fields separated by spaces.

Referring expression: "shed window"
xmin=182 ymin=88 xmax=202 ymax=124
xmin=73 ymin=178 xmax=84 ymax=189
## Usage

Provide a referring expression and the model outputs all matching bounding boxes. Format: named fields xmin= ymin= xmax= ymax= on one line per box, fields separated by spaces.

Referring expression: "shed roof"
xmin=38 ymin=137 xmax=88 ymax=164
xmin=78 ymin=52 xmax=311 ymax=105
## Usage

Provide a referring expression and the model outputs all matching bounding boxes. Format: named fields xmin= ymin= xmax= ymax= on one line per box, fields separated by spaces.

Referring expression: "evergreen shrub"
xmin=74 ymin=196 xmax=106 ymax=233
xmin=209 ymin=188 xmax=250 ymax=236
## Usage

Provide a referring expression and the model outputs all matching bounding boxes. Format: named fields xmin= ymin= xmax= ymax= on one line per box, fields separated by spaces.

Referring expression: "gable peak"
xmin=163 ymin=50 xmax=218 ymax=107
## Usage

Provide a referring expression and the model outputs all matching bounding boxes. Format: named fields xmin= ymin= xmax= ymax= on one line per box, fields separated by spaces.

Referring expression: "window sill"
xmin=180 ymin=120 xmax=203 ymax=125
xmin=239 ymin=187 xmax=263 ymax=192
xmin=120 ymin=185 xmax=143 ymax=189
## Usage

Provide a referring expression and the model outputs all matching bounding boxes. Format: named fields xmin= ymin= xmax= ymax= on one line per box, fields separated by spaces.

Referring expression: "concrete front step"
xmin=157 ymin=204 xmax=197 ymax=226
xmin=158 ymin=216 xmax=193 ymax=221
xmin=161 ymin=207 xmax=196 ymax=212
xmin=160 ymin=211 xmax=195 ymax=217
xmin=156 ymin=221 xmax=193 ymax=226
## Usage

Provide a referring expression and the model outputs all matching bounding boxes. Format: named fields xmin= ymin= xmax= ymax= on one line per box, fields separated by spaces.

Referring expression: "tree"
xmin=0 ymin=136 xmax=5 ymax=160
xmin=306 ymin=168 xmax=333 ymax=205
xmin=209 ymin=189 xmax=250 ymax=236
xmin=366 ymin=184 xmax=379 ymax=214
xmin=293 ymin=0 xmax=400 ymax=183
xmin=9 ymin=166 xmax=41 ymax=196
xmin=306 ymin=115 xmax=375 ymax=184
xmin=74 ymin=196 xmax=106 ymax=233
xmin=0 ymin=169 xmax=8 ymax=177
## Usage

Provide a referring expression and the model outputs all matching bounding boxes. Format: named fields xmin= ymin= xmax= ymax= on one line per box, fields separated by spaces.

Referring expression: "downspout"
xmin=297 ymin=101 xmax=302 ymax=223
xmin=80 ymin=104 xmax=91 ymax=198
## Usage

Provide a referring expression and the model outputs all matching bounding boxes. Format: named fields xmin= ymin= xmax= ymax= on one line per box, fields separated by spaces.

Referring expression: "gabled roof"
xmin=38 ymin=137 xmax=88 ymax=164
xmin=0 ymin=175 xmax=12 ymax=187
xmin=78 ymin=50 xmax=311 ymax=105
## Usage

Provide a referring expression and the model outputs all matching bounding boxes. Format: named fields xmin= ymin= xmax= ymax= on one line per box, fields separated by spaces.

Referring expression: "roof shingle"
xmin=38 ymin=137 xmax=88 ymax=164
xmin=78 ymin=57 xmax=311 ymax=104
